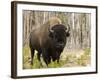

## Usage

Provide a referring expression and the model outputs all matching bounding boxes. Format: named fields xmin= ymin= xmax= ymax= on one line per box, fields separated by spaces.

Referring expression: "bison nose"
xmin=58 ymin=43 xmax=64 ymax=46
xmin=57 ymin=42 xmax=65 ymax=48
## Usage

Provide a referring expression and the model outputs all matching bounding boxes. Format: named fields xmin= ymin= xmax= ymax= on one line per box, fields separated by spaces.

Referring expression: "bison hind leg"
xmin=30 ymin=48 xmax=35 ymax=65
xmin=37 ymin=50 xmax=42 ymax=61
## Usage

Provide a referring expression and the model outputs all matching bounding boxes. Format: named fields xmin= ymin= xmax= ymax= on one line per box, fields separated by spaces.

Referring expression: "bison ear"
xmin=49 ymin=31 xmax=53 ymax=38
xmin=66 ymin=32 xmax=70 ymax=37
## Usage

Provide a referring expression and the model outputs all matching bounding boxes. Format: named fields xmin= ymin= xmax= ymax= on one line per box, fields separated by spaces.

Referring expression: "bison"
xmin=29 ymin=17 xmax=70 ymax=66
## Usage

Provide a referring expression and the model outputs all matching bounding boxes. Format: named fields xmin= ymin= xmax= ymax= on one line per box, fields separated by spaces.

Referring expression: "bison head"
xmin=49 ymin=24 xmax=70 ymax=50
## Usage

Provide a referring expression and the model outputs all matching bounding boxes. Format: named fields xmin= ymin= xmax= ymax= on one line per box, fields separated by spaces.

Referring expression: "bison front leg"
xmin=37 ymin=52 xmax=43 ymax=67
xmin=42 ymin=49 xmax=51 ymax=66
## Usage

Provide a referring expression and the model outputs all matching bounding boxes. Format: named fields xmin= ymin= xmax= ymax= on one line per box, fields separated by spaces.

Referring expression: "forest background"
xmin=23 ymin=11 xmax=91 ymax=69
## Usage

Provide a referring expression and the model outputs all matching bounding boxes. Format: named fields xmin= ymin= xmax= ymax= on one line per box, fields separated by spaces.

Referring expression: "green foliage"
xmin=31 ymin=54 xmax=42 ymax=69
xmin=48 ymin=60 xmax=59 ymax=68
xmin=84 ymin=48 xmax=91 ymax=55
xmin=23 ymin=46 xmax=30 ymax=69
xmin=76 ymin=48 xmax=91 ymax=66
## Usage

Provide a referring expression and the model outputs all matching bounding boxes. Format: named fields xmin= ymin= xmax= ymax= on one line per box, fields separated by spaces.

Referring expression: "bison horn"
xmin=50 ymin=29 xmax=54 ymax=33
xmin=49 ymin=27 xmax=54 ymax=33
xmin=66 ymin=24 xmax=70 ymax=32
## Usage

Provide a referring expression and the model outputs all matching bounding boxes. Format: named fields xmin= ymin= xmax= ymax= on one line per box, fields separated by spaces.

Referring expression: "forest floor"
xmin=23 ymin=46 xmax=91 ymax=69
xmin=61 ymin=49 xmax=91 ymax=67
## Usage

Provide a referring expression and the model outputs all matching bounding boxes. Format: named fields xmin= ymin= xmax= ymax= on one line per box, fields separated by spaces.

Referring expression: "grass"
xmin=76 ymin=48 xmax=91 ymax=66
xmin=23 ymin=46 xmax=91 ymax=69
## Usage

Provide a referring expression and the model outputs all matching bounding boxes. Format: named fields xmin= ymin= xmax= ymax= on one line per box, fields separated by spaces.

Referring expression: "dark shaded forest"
xmin=23 ymin=10 xmax=91 ymax=69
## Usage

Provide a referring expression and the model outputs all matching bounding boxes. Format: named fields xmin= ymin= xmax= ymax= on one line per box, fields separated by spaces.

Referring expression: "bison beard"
xmin=29 ymin=18 xmax=70 ymax=66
